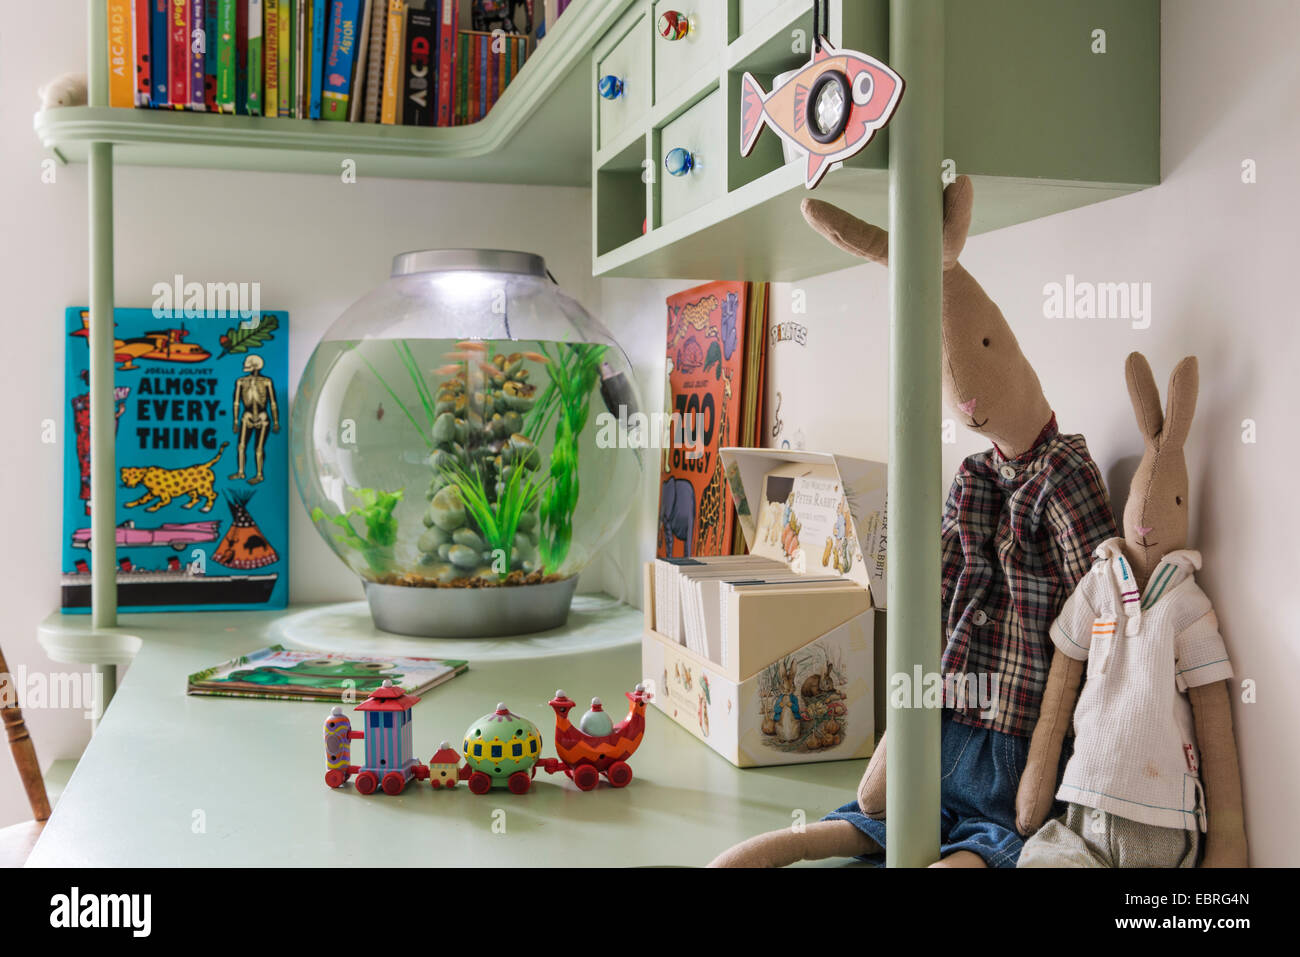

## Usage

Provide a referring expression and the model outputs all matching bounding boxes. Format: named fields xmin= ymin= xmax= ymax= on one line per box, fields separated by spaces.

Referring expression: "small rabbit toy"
xmin=1016 ymin=353 xmax=1247 ymax=867
xmin=711 ymin=177 xmax=1116 ymax=868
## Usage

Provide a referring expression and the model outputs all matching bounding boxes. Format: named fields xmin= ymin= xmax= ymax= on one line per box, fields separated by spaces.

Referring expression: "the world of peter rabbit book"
xmin=62 ymin=306 xmax=289 ymax=612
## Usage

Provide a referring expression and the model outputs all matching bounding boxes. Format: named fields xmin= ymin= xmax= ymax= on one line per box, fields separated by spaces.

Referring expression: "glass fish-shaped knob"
xmin=664 ymin=147 xmax=695 ymax=176
xmin=657 ymin=10 xmax=691 ymax=41
xmin=598 ymin=74 xmax=624 ymax=100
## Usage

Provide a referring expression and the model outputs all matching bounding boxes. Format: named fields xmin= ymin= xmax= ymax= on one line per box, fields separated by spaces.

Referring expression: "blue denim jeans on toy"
xmin=825 ymin=710 xmax=1041 ymax=867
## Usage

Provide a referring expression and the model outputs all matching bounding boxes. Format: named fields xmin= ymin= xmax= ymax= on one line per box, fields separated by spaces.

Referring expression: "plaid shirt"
xmin=941 ymin=417 xmax=1116 ymax=737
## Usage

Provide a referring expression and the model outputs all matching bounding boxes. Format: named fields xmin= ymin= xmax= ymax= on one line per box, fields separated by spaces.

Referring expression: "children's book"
xmin=168 ymin=0 xmax=190 ymax=107
xmin=363 ymin=0 xmax=388 ymax=121
xmin=151 ymin=0 xmax=170 ymax=104
xmin=657 ymin=282 xmax=750 ymax=559
xmin=277 ymin=0 xmax=294 ymax=115
xmin=187 ymin=645 xmax=468 ymax=700
xmin=434 ymin=0 xmax=456 ymax=125
xmin=190 ymin=0 xmax=207 ymax=111
xmin=401 ymin=5 xmax=434 ymax=125
xmin=62 ymin=306 xmax=289 ymax=613
xmin=246 ymin=0 xmax=263 ymax=114
xmin=264 ymin=0 xmax=279 ymax=114
xmin=380 ymin=0 xmax=406 ymax=124
xmin=348 ymin=0 xmax=374 ymax=121
xmin=216 ymin=0 xmax=236 ymax=110
xmin=131 ymin=0 xmax=153 ymax=105
xmin=108 ymin=0 xmax=135 ymax=107
xmin=308 ymin=0 xmax=328 ymax=117
xmin=323 ymin=0 xmax=364 ymax=120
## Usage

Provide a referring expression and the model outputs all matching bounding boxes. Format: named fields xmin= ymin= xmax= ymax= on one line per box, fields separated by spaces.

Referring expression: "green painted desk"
xmin=28 ymin=596 xmax=865 ymax=867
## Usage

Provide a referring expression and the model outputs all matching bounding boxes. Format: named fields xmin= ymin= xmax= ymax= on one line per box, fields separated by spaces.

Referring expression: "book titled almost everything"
xmin=62 ymin=306 xmax=289 ymax=613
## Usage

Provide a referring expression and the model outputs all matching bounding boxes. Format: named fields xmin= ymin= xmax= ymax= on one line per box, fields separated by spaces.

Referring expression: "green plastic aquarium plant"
xmin=526 ymin=341 xmax=607 ymax=572
xmin=311 ymin=486 xmax=404 ymax=574
xmin=437 ymin=457 xmax=543 ymax=582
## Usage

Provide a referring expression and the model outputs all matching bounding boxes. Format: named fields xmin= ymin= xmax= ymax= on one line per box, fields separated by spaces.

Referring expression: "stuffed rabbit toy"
xmin=1016 ymin=353 xmax=1247 ymax=867
xmin=711 ymin=176 xmax=1116 ymax=867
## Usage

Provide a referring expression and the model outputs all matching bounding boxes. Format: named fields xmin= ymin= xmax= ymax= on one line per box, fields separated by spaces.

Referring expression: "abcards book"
xmin=108 ymin=0 xmax=135 ymax=107
xmin=62 ymin=307 xmax=289 ymax=613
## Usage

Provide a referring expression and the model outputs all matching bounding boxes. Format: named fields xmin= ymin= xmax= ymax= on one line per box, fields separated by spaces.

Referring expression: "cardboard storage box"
xmin=642 ymin=449 xmax=887 ymax=767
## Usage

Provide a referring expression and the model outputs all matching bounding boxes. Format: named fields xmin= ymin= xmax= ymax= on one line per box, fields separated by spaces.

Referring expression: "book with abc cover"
xmin=62 ymin=306 xmax=289 ymax=613
xmin=657 ymin=282 xmax=750 ymax=559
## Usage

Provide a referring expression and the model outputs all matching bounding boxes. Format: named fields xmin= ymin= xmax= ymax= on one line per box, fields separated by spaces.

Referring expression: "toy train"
xmin=323 ymin=679 xmax=652 ymax=795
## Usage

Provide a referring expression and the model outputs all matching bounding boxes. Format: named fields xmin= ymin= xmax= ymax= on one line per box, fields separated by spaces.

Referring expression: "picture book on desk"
xmin=61 ymin=306 xmax=289 ymax=613
xmin=187 ymin=644 xmax=469 ymax=700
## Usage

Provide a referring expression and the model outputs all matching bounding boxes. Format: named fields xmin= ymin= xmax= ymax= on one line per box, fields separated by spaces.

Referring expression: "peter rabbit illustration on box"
xmin=761 ymin=658 xmax=803 ymax=744
xmin=1016 ymin=353 xmax=1247 ymax=867
xmin=713 ymin=176 xmax=1116 ymax=868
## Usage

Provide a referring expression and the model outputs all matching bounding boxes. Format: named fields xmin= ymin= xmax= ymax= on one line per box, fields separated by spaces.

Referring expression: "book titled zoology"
xmin=62 ymin=305 xmax=289 ymax=612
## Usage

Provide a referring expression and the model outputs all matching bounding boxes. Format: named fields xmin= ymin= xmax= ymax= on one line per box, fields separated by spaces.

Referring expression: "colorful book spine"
xmin=107 ymin=0 xmax=134 ymax=107
xmin=190 ymin=0 xmax=207 ymax=111
xmin=435 ymin=0 xmax=456 ymax=126
xmin=347 ymin=0 xmax=372 ymax=122
xmin=151 ymin=0 xmax=169 ymax=104
xmin=264 ymin=1 xmax=279 ymax=115
xmin=308 ymin=0 xmax=328 ymax=118
xmin=363 ymin=0 xmax=388 ymax=122
xmin=477 ymin=33 xmax=487 ymax=122
xmin=380 ymin=0 xmax=405 ymax=125
xmin=401 ymin=6 xmax=434 ymax=125
xmin=131 ymin=0 xmax=152 ymax=105
xmin=204 ymin=2 xmax=218 ymax=109
xmin=235 ymin=0 xmax=248 ymax=112
xmin=245 ymin=0 xmax=263 ymax=114
xmin=169 ymin=0 xmax=190 ymax=107
xmin=296 ymin=0 xmax=308 ymax=116
xmin=217 ymin=0 xmax=236 ymax=111
xmin=323 ymin=0 xmax=363 ymax=120
xmin=455 ymin=30 xmax=467 ymax=124
xmin=277 ymin=0 xmax=293 ymax=115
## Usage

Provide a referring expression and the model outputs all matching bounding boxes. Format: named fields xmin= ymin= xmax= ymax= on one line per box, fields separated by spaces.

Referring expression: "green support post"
xmin=884 ymin=0 xmax=943 ymax=867
xmin=87 ymin=0 xmax=118 ymax=648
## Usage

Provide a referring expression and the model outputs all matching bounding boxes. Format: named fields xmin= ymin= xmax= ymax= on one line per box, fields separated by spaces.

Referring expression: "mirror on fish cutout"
xmin=738 ymin=38 xmax=904 ymax=189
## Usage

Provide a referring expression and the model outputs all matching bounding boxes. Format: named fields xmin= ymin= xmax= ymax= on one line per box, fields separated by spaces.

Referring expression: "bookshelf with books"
xmin=38 ymin=0 xmax=632 ymax=185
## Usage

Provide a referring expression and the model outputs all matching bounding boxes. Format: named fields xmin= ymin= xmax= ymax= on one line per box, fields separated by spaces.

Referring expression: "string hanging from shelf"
xmin=812 ymin=0 xmax=830 ymax=52
xmin=738 ymin=1 xmax=905 ymax=188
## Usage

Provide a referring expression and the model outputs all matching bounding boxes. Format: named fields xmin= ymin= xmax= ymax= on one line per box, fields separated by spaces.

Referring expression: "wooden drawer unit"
xmin=595 ymin=10 xmax=651 ymax=151
xmin=658 ymin=88 xmax=724 ymax=225
xmin=653 ymin=0 xmax=724 ymax=104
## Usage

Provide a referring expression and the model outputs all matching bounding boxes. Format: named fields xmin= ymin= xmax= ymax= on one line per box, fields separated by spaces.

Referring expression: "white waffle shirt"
xmin=1049 ymin=539 xmax=1233 ymax=831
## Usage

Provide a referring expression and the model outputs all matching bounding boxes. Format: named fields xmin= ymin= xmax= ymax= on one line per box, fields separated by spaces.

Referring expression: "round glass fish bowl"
xmin=291 ymin=250 xmax=644 ymax=637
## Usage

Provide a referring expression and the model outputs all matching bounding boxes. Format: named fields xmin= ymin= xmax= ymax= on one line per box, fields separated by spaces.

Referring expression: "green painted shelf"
xmin=592 ymin=0 xmax=1161 ymax=281
xmin=34 ymin=0 xmax=637 ymax=187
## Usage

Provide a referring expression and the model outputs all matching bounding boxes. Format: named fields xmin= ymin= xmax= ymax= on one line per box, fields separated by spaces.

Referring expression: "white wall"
xmin=758 ymin=0 xmax=1299 ymax=865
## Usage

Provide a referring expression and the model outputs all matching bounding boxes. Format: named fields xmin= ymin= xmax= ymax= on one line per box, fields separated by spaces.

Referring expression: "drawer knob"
xmin=657 ymin=10 xmax=691 ymax=41
xmin=598 ymin=75 xmax=625 ymax=100
xmin=664 ymin=147 xmax=695 ymax=176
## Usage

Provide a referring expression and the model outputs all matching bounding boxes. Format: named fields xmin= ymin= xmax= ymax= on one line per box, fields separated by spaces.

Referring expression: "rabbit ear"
xmin=1161 ymin=356 xmax=1199 ymax=451
xmin=801 ymin=199 xmax=889 ymax=264
xmin=1125 ymin=351 xmax=1163 ymax=445
xmin=942 ymin=175 xmax=974 ymax=268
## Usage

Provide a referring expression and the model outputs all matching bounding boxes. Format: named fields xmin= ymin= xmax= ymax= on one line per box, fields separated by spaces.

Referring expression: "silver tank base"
xmin=363 ymin=577 xmax=579 ymax=638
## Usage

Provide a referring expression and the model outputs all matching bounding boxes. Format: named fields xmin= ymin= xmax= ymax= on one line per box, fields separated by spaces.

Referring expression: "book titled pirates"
xmin=62 ymin=306 xmax=289 ymax=612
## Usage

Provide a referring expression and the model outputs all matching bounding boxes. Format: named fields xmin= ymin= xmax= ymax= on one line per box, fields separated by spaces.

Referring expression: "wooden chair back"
xmin=0 ymin=645 xmax=50 ymax=823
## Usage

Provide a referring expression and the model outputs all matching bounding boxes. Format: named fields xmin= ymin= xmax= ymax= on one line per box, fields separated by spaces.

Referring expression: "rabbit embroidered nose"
xmin=1137 ymin=525 xmax=1153 ymax=537
xmin=957 ymin=398 xmax=978 ymax=416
